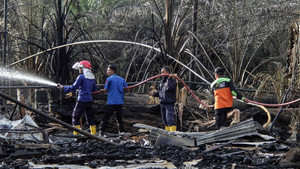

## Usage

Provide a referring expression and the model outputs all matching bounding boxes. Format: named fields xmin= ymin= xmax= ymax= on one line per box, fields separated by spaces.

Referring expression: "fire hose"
xmin=94 ymin=74 xmax=300 ymax=108
xmin=93 ymin=74 xmax=214 ymax=108
xmin=94 ymin=74 xmax=300 ymax=128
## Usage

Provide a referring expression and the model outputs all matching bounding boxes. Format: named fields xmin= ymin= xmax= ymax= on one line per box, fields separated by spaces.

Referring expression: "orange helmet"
xmin=72 ymin=60 xmax=92 ymax=70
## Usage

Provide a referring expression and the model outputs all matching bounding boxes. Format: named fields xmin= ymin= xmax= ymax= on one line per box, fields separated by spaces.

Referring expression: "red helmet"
xmin=79 ymin=60 xmax=92 ymax=69
xmin=72 ymin=60 xmax=92 ymax=70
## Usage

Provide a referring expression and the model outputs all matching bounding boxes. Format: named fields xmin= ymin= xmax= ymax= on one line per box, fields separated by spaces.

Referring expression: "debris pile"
xmin=1 ymin=132 xmax=299 ymax=168
xmin=0 ymin=93 xmax=299 ymax=168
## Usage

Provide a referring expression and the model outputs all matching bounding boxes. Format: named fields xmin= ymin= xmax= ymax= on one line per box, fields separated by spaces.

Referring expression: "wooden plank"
xmin=15 ymin=143 xmax=52 ymax=149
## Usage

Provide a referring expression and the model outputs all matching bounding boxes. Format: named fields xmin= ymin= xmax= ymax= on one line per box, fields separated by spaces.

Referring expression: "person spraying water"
xmin=57 ymin=60 xmax=98 ymax=135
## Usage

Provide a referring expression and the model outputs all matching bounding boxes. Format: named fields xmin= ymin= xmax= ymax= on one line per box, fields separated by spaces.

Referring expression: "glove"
xmin=57 ymin=83 xmax=63 ymax=90
xmin=241 ymin=97 xmax=248 ymax=103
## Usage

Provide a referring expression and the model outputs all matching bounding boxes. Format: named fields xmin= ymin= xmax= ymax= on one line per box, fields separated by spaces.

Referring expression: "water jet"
xmin=0 ymin=67 xmax=56 ymax=87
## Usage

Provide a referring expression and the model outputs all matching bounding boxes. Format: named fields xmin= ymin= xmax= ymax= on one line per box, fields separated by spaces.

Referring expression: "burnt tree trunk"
xmin=55 ymin=0 xmax=67 ymax=83
xmin=287 ymin=20 xmax=300 ymax=100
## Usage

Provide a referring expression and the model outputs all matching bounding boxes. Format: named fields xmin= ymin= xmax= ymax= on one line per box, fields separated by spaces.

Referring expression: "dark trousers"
xmin=160 ymin=103 xmax=176 ymax=126
xmin=100 ymin=105 xmax=124 ymax=133
xmin=215 ymin=107 xmax=232 ymax=129
xmin=72 ymin=101 xmax=95 ymax=126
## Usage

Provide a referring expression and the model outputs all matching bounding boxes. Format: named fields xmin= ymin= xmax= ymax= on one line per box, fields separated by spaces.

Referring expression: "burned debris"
xmin=1 ymin=0 xmax=300 ymax=168
xmin=0 ymin=90 xmax=299 ymax=169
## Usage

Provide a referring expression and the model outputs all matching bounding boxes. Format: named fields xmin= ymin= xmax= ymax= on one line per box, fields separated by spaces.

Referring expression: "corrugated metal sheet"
xmin=134 ymin=118 xmax=275 ymax=147
xmin=195 ymin=118 xmax=275 ymax=146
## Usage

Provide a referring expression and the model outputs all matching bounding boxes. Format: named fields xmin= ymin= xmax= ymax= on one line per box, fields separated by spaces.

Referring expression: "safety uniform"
xmin=62 ymin=60 xmax=97 ymax=135
xmin=210 ymin=77 xmax=244 ymax=128
xmin=100 ymin=74 xmax=128 ymax=134
xmin=153 ymin=77 xmax=177 ymax=131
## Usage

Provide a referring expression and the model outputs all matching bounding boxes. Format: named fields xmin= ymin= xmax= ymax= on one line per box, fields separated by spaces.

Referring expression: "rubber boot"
xmin=73 ymin=125 xmax=81 ymax=135
xmin=170 ymin=126 xmax=177 ymax=132
xmin=90 ymin=125 xmax=96 ymax=135
xmin=165 ymin=126 xmax=170 ymax=131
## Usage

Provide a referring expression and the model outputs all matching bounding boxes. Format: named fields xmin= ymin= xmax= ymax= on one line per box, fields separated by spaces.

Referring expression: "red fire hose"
xmin=93 ymin=74 xmax=214 ymax=108
xmin=246 ymin=99 xmax=300 ymax=107
xmin=93 ymin=74 xmax=300 ymax=108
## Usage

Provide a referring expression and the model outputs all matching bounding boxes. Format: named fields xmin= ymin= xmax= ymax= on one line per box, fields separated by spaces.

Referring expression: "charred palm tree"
xmin=5 ymin=0 xmax=108 ymax=84
xmin=125 ymin=0 xmax=300 ymax=89
xmin=126 ymin=0 xmax=215 ymax=85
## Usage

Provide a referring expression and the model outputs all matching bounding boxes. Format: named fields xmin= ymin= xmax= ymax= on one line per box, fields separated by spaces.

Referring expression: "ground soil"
xmin=0 ymin=93 xmax=299 ymax=168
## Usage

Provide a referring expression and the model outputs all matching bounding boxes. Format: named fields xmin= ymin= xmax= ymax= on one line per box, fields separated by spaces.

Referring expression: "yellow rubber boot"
xmin=90 ymin=125 xmax=96 ymax=135
xmin=170 ymin=126 xmax=177 ymax=132
xmin=73 ymin=125 xmax=81 ymax=135
xmin=165 ymin=126 xmax=170 ymax=131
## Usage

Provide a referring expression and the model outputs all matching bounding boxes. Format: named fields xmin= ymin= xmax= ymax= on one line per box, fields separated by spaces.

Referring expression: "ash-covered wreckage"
xmin=0 ymin=89 xmax=299 ymax=169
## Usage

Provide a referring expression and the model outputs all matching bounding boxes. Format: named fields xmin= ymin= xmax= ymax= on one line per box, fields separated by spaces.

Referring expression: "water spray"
xmin=7 ymin=40 xmax=212 ymax=85
xmin=0 ymin=67 xmax=57 ymax=86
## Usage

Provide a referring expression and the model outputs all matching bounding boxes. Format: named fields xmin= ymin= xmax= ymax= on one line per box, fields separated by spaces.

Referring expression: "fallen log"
xmin=9 ymin=152 xmax=43 ymax=159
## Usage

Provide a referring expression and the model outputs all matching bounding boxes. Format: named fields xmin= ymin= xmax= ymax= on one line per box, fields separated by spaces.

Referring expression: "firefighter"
xmin=210 ymin=67 xmax=248 ymax=129
xmin=57 ymin=60 xmax=97 ymax=135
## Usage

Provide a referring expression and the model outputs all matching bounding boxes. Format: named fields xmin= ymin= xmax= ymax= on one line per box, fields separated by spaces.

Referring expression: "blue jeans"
xmin=160 ymin=103 xmax=176 ymax=126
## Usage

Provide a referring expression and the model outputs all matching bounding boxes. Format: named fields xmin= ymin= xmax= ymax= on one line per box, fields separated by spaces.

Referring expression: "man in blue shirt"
xmin=99 ymin=65 xmax=128 ymax=135
xmin=57 ymin=60 xmax=97 ymax=135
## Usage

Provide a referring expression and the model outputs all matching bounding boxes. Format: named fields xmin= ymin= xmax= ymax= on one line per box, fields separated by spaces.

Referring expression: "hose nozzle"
xmin=57 ymin=83 xmax=63 ymax=89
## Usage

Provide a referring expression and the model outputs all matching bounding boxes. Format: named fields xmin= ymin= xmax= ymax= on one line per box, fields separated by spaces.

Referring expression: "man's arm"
xmin=100 ymin=79 xmax=109 ymax=93
xmin=64 ymin=75 xmax=83 ymax=93
xmin=165 ymin=77 xmax=177 ymax=92
xmin=100 ymin=89 xmax=107 ymax=93
xmin=122 ymin=79 xmax=129 ymax=92
xmin=123 ymin=79 xmax=128 ymax=88
xmin=92 ymin=80 xmax=97 ymax=92
xmin=229 ymin=80 xmax=244 ymax=101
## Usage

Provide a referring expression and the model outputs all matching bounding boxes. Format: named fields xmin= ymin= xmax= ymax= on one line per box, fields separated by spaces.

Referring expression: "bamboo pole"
xmin=0 ymin=91 xmax=117 ymax=145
